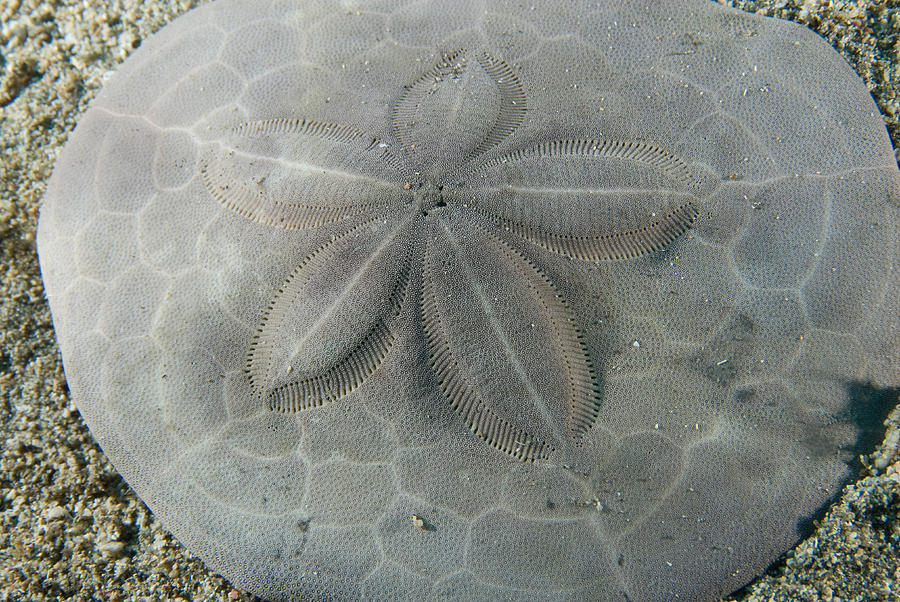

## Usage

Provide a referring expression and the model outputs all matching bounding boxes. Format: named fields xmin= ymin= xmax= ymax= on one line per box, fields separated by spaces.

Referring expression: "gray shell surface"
xmin=36 ymin=0 xmax=900 ymax=600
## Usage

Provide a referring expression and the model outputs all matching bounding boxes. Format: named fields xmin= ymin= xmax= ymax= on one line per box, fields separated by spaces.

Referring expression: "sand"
xmin=0 ymin=0 xmax=897 ymax=600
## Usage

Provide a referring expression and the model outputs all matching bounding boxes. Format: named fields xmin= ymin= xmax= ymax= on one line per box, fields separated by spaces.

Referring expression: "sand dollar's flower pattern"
xmin=199 ymin=50 xmax=700 ymax=461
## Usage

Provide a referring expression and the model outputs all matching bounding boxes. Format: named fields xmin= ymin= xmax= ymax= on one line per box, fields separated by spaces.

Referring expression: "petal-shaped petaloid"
xmin=247 ymin=215 xmax=413 ymax=411
xmin=201 ymin=118 xmax=411 ymax=229
xmin=392 ymin=50 xmax=527 ymax=175
xmin=421 ymin=214 xmax=600 ymax=460
xmin=465 ymin=139 xmax=703 ymax=261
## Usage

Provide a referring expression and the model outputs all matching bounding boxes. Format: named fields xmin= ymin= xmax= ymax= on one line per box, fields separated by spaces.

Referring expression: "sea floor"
xmin=0 ymin=0 xmax=898 ymax=600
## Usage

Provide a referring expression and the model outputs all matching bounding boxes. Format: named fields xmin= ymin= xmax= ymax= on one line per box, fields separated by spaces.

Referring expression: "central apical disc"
xmin=415 ymin=181 xmax=446 ymax=215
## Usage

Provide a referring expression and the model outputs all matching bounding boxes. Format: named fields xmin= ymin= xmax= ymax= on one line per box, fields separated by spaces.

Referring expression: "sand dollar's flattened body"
xmin=37 ymin=1 xmax=900 ymax=600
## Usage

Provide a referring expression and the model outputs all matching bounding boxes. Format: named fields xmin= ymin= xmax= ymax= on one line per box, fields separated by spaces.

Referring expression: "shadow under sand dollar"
xmin=13 ymin=0 xmax=900 ymax=600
